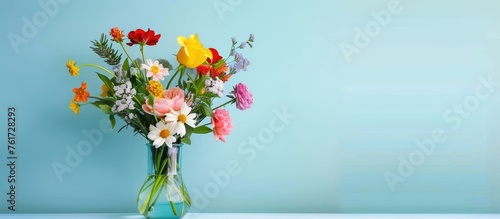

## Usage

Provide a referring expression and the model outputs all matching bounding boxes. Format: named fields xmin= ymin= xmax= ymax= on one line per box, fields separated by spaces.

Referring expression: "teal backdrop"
xmin=1 ymin=0 xmax=500 ymax=214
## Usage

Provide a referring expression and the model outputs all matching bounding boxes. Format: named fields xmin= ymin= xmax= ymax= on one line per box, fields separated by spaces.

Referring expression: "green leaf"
xmin=136 ymin=81 xmax=148 ymax=95
xmin=157 ymin=59 xmax=173 ymax=70
xmin=96 ymin=73 xmax=115 ymax=96
xmin=193 ymin=126 xmax=212 ymax=134
xmin=204 ymin=92 xmax=221 ymax=98
xmin=195 ymin=76 xmax=208 ymax=93
xmin=148 ymin=94 xmax=155 ymax=107
xmin=135 ymin=94 xmax=145 ymax=104
xmin=132 ymin=58 xmax=143 ymax=68
xmin=212 ymin=59 xmax=225 ymax=68
xmin=90 ymin=102 xmax=100 ymax=109
xmin=181 ymin=137 xmax=191 ymax=145
xmin=182 ymin=80 xmax=187 ymax=90
xmin=200 ymin=103 xmax=213 ymax=117
xmin=99 ymin=104 xmax=113 ymax=114
xmin=122 ymin=58 xmax=130 ymax=73
xmin=109 ymin=115 xmax=116 ymax=129
xmin=118 ymin=124 xmax=129 ymax=133
xmin=183 ymin=126 xmax=194 ymax=139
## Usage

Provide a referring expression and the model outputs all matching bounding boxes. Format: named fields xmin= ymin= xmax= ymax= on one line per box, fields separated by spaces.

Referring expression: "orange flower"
xmin=210 ymin=62 xmax=228 ymax=78
xmin=110 ymin=27 xmax=124 ymax=42
xmin=100 ymin=84 xmax=109 ymax=98
xmin=221 ymin=74 xmax=232 ymax=82
xmin=73 ymin=82 xmax=90 ymax=103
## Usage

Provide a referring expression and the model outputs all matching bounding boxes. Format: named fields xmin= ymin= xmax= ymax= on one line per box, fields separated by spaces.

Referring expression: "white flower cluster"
xmin=130 ymin=67 xmax=140 ymax=76
xmin=114 ymin=65 xmax=127 ymax=83
xmin=205 ymin=77 xmax=224 ymax=97
xmin=112 ymin=81 xmax=137 ymax=120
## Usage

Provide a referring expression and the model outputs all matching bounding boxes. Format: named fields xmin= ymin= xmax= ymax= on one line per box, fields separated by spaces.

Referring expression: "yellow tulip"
xmin=176 ymin=34 xmax=212 ymax=68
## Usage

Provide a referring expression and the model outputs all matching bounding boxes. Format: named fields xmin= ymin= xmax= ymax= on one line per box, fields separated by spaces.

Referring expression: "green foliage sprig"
xmin=90 ymin=34 xmax=122 ymax=65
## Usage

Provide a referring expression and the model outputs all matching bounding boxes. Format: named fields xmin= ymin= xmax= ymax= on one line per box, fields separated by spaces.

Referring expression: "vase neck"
xmin=146 ymin=144 xmax=183 ymax=176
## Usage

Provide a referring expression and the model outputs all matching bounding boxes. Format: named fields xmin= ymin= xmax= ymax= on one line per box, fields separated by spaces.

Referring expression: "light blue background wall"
xmin=1 ymin=0 xmax=500 ymax=214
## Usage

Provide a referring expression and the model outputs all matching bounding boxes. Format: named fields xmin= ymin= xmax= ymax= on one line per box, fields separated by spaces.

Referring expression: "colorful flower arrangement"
xmin=66 ymin=27 xmax=254 ymax=217
xmin=66 ymin=27 xmax=254 ymax=146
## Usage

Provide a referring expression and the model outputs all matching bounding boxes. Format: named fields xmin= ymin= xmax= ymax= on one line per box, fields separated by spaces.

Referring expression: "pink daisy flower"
xmin=141 ymin=59 xmax=169 ymax=81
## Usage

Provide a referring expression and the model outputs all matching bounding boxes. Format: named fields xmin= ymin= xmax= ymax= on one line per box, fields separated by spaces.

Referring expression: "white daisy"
xmin=147 ymin=121 xmax=178 ymax=148
xmin=165 ymin=102 xmax=196 ymax=137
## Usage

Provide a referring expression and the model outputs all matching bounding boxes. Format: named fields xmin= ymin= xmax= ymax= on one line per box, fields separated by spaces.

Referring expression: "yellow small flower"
xmin=69 ymin=100 xmax=80 ymax=115
xmin=66 ymin=59 xmax=80 ymax=76
xmin=100 ymin=84 xmax=109 ymax=98
xmin=146 ymin=80 xmax=164 ymax=98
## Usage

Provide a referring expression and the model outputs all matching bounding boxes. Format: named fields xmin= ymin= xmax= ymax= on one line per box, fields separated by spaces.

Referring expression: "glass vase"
xmin=137 ymin=143 xmax=191 ymax=218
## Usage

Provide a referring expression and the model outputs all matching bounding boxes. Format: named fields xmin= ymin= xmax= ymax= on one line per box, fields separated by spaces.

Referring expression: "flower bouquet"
xmin=66 ymin=27 xmax=254 ymax=218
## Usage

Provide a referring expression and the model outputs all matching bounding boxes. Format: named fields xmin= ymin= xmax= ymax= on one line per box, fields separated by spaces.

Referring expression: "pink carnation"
xmin=211 ymin=109 xmax=233 ymax=142
xmin=142 ymin=87 xmax=185 ymax=117
xmin=231 ymin=83 xmax=253 ymax=111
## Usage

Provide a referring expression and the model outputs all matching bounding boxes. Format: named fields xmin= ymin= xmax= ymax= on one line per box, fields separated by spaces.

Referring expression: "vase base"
xmin=142 ymin=202 xmax=189 ymax=219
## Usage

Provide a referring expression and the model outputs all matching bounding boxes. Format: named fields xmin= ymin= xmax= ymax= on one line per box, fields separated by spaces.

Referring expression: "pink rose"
xmin=142 ymin=87 xmax=185 ymax=117
xmin=231 ymin=83 xmax=253 ymax=111
xmin=211 ymin=109 xmax=233 ymax=142
xmin=163 ymin=87 xmax=185 ymax=106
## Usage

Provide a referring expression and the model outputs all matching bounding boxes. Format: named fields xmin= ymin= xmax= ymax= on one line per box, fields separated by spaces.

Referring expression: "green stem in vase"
xmin=169 ymin=195 xmax=179 ymax=216
xmin=140 ymin=175 xmax=165 ymax=216
xmin=150 ymin=176 xmax=166 ymax=212
xmin=137 ymin=175 xmax=155 ymax=195
xmin=137 ymin=176 xmax=155 ymax=214
xmin=138 ymin=145 xmax=190 ymax=217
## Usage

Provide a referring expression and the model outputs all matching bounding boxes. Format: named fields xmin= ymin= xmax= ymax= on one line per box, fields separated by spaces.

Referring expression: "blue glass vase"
xmin=137 ymin=143 xmax=191 ymax=218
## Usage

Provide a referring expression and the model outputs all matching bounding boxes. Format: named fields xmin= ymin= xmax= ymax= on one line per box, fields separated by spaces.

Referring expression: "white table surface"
xmin=1 ymin=214 xmax=499 ymax=219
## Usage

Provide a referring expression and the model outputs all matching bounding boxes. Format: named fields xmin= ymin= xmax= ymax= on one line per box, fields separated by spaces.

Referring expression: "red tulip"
xmin=207 ymin=48 xmax=223 ymax=64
